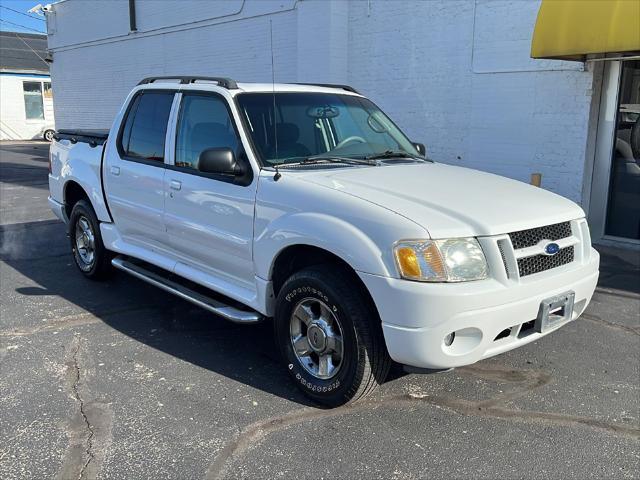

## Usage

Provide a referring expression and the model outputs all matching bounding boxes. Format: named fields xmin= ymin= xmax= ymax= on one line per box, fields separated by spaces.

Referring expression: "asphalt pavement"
xmin=0 ymin=141 xmax=638 ymax=479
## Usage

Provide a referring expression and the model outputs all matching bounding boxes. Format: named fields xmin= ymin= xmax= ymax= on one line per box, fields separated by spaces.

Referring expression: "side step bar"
xmin=111 ymin=256 xmax=262 ymax=323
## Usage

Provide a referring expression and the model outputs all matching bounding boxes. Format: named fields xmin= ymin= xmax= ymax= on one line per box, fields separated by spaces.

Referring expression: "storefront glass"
xmin=606 ymin=60 xmax=640 ymax=240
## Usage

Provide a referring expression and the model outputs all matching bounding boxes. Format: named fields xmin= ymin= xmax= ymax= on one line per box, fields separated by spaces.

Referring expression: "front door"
xmin=103 ymin=90 xmax=176 ymax=251
xmin=164 ymin=92 xmax=257 ymax=296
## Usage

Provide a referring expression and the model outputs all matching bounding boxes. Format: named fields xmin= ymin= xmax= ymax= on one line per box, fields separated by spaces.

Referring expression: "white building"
xmin=0 ymin=31 xmax=55 ymax=141
xmin=43 ymin=0 xmax=639 ymax=246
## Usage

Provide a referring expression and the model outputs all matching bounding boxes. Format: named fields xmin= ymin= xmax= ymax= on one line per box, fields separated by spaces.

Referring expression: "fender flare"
xmin=59 ymin=144 xmax=111 ymax=223
xmin=254 ymin=212 xmax=394 ymax=281
xmin=62 ymin=173 xmax=110 ymax=223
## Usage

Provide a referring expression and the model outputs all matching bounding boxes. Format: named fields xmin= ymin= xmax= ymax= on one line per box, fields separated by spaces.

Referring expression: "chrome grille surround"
xmin=496 ymin=239 xmax=513 ymax=278
xmin=517 ymin=246 xmax=575 ymax=277
xmin=477 ymin=219 xmax=591 ymax=284
xmin=508 ymin=222 xmax=572 ymax=250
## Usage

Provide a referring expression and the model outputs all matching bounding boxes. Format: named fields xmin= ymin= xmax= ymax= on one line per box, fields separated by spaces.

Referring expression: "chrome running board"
xmin=111 ymin=256 xmax=262 ymax=323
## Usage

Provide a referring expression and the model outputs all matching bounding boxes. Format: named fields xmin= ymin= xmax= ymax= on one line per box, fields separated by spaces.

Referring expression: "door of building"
xmin=589 ymin=60 xmax=640 ymax=246
xmin=606 ymin=60 xmax=640 ymax=240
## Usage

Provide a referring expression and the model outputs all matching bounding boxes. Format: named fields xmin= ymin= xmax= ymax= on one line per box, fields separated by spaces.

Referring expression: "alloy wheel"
xmin=289 ymin=297 xmax=344 ymax=379
xmin=74 ymin=216 xmax=96 ymax=268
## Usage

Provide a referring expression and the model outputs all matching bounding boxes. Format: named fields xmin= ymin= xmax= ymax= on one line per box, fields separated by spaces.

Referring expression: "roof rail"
xmin=293 ymin=83 xmax=360 ymax=94
xmin=137 ymin=76 xmax=238 ymax=89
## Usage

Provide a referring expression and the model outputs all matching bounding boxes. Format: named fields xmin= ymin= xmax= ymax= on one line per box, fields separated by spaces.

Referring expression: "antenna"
xmin=270 ymin=19 xmax=281 ymax=181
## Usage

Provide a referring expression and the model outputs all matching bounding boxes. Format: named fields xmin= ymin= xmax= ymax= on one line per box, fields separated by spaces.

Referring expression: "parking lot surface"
xmin=1 ymin=141 xmax=638 ymax=479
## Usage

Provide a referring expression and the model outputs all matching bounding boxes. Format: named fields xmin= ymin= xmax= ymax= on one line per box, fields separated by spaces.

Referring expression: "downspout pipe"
xmin=129 ymin=0 xmax=137 ymax=32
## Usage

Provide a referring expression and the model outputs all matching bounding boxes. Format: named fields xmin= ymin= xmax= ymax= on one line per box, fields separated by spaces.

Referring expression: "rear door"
xmin=164 ymin=91 xmax=258 ymax=296
xmin=103 ymin=90 xmax=176 ymax=251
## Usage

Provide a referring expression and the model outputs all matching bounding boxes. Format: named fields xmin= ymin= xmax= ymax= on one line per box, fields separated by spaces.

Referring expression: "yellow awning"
xmin=531 ymin=0 xmax=640 ymax=61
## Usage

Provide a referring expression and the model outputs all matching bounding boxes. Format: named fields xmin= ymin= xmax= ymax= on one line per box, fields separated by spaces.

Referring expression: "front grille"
xmin=509 ymin=222 xmax=572 ymax=250
xmin=517 ymin=246 xmax=574 ymax=277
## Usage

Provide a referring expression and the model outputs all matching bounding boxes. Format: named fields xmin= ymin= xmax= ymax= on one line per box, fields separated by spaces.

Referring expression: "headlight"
xmin=394 ymin=238 xmax=488 ymax=282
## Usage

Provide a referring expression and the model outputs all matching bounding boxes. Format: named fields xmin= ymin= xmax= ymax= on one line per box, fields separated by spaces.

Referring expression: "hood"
xmin=297 ymin=163 xmax=585 ymax=239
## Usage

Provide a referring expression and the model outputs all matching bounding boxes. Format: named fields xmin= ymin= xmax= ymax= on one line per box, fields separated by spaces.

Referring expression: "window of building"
xmin=120 ymin=92 xmax=174 ymax=162
xmin=175 ymin=94 xmax=239 ymax=171
xmin=23 ymin=81 xmax=44 ymax=120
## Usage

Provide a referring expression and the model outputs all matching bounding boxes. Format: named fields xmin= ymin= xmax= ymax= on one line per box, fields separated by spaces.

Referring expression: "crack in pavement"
xmin=581 ymin=313 xmax=640 ymax=336
xmin=205 ymin=364 xmax=639 ymax=480
xmin=71 ymin=336 xmax=95 ymax=480
xmin=58 ymin=335 xmax=114 ymax=480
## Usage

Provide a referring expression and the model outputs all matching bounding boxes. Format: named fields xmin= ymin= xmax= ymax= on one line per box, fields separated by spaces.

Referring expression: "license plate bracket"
xmin=535 ymin=291 xmax=575 ymax=333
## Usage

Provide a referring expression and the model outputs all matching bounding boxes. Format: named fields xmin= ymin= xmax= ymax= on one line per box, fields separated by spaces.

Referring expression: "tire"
xmin=68 ymin=200 xmax=113 ymax=280
xmin=44 ymin=129 xmax=55 ymax=142
xmin=275 ymin=265 xmax=390 ymax=407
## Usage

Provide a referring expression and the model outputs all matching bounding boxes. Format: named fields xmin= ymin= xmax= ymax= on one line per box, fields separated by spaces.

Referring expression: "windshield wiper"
xmin=278 ymin=155 xmax=377 ymax=168
xmin=364 ymin=150 xmax=426 ymax=161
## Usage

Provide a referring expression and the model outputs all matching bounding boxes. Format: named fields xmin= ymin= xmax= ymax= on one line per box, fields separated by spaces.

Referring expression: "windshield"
xmin=236 ymin=93 xmax=421 ymax=166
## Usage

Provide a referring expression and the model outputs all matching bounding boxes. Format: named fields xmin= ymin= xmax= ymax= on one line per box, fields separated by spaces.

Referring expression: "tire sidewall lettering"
xmin=294 ymin=373 xmax=340 ymax=391
xmin=285 ymin=287 xmax=329 ymax=304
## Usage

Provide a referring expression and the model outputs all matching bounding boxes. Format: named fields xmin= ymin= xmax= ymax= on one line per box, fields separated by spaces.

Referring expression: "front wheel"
xmin=68 ymin=200 xmax=113 ymax=279
xmin=275 ymin=265 xmax=390 ymax=407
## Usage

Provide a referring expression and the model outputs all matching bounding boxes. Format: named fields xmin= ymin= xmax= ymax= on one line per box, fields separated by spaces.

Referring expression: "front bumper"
xmin=359 ymin=248 xmax=599 ymax=369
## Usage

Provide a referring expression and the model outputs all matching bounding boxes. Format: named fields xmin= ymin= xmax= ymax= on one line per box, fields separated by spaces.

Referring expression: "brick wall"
xmin=346 ymin=0 xmax=593 ymax=203
xmin=47 ymin=0 xmax=595 ymax=203
xmin=48 ymin=0 xmax=300 ymax=130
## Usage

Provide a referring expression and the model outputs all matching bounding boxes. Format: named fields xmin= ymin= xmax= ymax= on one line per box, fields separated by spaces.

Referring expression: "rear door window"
xmin=120 ymin=92 xmax=174 ymax=162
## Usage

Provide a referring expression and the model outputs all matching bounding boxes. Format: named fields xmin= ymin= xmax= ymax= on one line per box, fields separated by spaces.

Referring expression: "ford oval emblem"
xmin=544 ymin=242 xmax=560 ymax=255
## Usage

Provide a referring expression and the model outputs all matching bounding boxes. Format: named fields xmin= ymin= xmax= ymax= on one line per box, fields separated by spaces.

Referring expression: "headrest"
xmin=276 ymin=123 xmax=300 ymax=144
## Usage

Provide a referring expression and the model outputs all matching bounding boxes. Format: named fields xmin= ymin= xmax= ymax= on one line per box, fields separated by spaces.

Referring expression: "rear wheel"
xmin=275 ymin=265 xmax=390 ymax=407
xmin=68 ymin=200 xmax=113 ymax=279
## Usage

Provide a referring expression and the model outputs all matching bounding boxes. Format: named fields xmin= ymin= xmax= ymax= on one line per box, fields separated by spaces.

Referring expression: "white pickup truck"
xmin=48 ymin=77 xmax=599 ymax=406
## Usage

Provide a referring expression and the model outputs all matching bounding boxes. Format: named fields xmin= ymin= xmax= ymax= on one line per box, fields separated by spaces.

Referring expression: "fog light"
xmin=444 ymin=332 xmax=455 ymax=346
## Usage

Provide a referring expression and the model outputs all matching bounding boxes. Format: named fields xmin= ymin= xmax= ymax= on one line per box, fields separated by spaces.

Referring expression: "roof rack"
xmin=293 ymin=83 xmax=360 ymax=94
xmin=137 ymin=76 xmax=238 ymax=89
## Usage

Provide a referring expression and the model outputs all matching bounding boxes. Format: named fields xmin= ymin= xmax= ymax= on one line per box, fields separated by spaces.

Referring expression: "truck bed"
xmin=53 ymin=129 xmax=109 ymax=146
xmin=49 ymin=129 xmax=111 ymax=223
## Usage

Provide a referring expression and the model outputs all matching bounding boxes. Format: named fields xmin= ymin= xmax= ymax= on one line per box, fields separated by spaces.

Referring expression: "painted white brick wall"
xmin=346 ymin=0 xmax=593 ymax=203
xmin=47 ymin=0 xmax=595 ymax=204
xmin=48 ymin=0 xmax=301 ymax=130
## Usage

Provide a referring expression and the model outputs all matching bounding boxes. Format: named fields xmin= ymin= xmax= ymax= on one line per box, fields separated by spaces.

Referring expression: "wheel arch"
xmin=63 ymin=180 xmax=91 ymax=219
xmin=269 ymin=244 xmax=381 ymax=323
xmin=255 ymin=212 xmax=395 ymax=280
xmin=61 ymin=174 xmax=111 ymax=223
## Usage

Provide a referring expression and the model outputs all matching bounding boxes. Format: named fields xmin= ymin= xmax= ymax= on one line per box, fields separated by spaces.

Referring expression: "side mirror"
xmin=413 ymin=142 xmax=426 ymax=158
xmin=197 ymin=147 xmax=244 ymax=175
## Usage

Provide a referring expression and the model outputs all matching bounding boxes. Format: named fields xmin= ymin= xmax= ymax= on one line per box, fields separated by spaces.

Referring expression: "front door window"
xmin=606 ymin=60 xmax=640 ymax=240
xmin=174 ymin=93 xmax=240 ymax=171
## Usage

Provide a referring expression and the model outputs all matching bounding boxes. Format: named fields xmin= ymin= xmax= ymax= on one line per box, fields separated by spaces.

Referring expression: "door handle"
xmin=170 ymin=180 xmax=182 ymax=191
xmin=110 ymin=166 xmax=120 ymax=176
